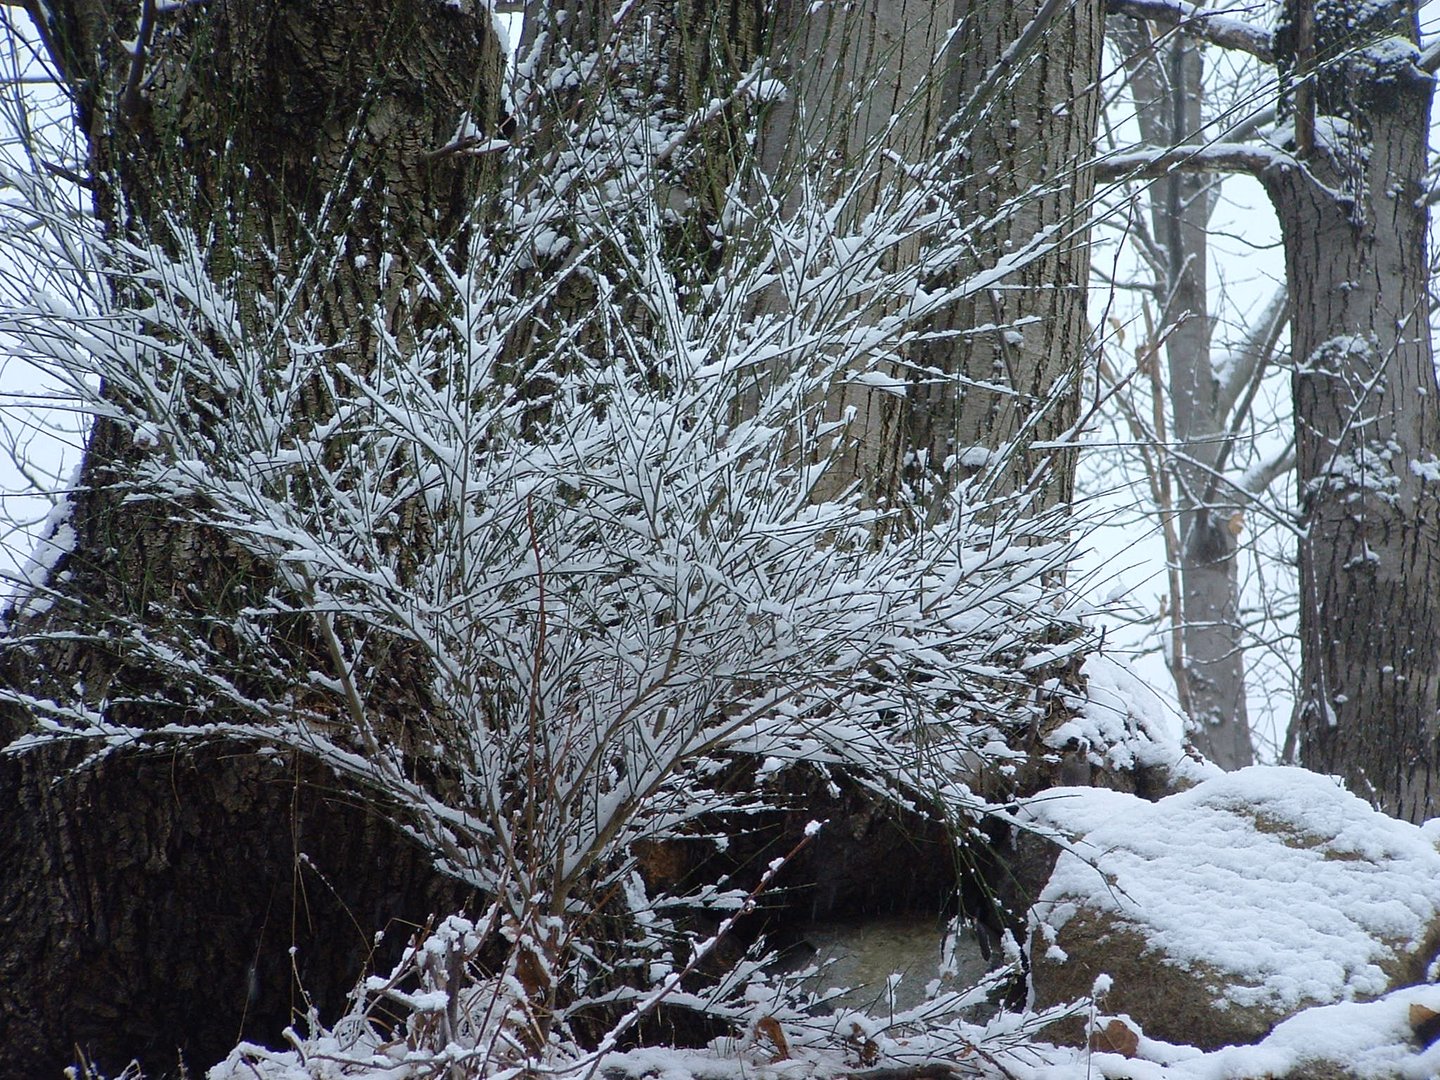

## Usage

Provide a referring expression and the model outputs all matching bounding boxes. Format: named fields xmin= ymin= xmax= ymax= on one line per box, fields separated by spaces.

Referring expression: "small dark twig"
xmin=41 ymin=160 xmax=95 ymax=189
xmin=420 ymin=134 xmax=510 ymax=162
xmin=120 ymin=0 xmax=158 ymax=120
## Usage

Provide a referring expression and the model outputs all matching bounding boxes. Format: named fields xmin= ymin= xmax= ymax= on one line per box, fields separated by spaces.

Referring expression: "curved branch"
xmin=1215 ymin=284 xmax=1288 ymax=421
xmin=1095 ymin=142 xmax=1295 ymax=183
xmin=1241 ymin=443 xmax=1296 ymax=497
xmin=1106 ymin=0 xmax=1274 ymax=63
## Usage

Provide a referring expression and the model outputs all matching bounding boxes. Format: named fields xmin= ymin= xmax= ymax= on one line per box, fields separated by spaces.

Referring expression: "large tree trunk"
xmin=759 ymin=0 xmax=946 ymax=507
xmin=0 ymin=747 xmax=470 ymax=1073
xmin=1269 ymin=0 xmax=1440 ymax=821
xmin=751 ymin=1 xmax=1102 ymax=522
xmin=900 ymin=0 xmax=1102 ymax=524
xmin=1 ymin=1 xmax=502 ymax=1072
xmin=1114 ymin=18 xmax=1254 ymax=768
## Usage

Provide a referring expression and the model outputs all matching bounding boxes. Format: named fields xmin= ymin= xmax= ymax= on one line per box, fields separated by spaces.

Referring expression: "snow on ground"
xmin=1047 ymin=985 xmax=1440 ymax=1079
xmin=1049 ymin=652 xmax=1220 ymax=785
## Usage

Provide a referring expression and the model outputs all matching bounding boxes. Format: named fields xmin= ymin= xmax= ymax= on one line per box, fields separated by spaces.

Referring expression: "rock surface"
xmin=773 ymin=915 xmax=991 ymax=1013
xmin=1026 ymin=767 xmax=1440 ymax=1050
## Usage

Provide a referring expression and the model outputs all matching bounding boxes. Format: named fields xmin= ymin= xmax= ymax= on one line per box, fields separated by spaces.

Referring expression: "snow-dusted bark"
xmin=1266 ymin=0 xmax=1440 ymax=821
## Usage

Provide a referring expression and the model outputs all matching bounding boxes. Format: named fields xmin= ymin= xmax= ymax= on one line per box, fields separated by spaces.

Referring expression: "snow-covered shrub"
xmin=0 ymin=5 xmax=1088 ymax=1073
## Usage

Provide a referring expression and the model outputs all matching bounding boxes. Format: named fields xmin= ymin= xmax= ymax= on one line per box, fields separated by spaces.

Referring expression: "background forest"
xmin=3 ymin=1 xmax=1440 ymax=1078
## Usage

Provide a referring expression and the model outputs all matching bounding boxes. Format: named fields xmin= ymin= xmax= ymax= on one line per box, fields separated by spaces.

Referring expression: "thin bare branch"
xmin=1214 ymin=285 xmax=1288 ymax=420
xmin=40 ymin=159 xmax=93 ymax=188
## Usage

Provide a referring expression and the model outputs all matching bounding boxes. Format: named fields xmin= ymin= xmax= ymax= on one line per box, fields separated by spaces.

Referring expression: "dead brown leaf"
xmin=1409 ymin=1002 xmax=1440 ymax=1047
xmin=754 ymin=1015 xmax=790 ymax=1062
xmin=1088 ymin=1018 xmax=1139 ymax=1058
xmin=846 ymin=1021 xmax=879 ymax=1067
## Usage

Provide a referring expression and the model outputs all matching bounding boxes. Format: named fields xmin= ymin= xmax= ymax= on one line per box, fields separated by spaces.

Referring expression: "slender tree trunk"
xmin=1 ymin=1 xmax=502 ymax=1071
xmin=1269 ymin=0 xmax=1440 ymax=821
xmin=1115 ymin=18 xmax=1253 ymax=768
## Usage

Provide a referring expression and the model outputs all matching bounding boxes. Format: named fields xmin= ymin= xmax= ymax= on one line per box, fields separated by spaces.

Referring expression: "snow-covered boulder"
xmin=1026 ymin=767 xmax=1440 ymax=1050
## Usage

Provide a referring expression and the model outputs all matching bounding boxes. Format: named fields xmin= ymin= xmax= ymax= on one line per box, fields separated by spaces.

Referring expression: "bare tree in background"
xmin=1094 ymin=12 xmax=1296 ymax=769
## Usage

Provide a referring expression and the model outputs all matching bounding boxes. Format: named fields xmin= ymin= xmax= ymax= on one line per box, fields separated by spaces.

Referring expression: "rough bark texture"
xmin=1269 ymin=0 xmax=1440 ymax=821
xmin=753 ymin=1 xmax=1102 ymax=520
xmin=760 ymin=0 xmax=945 ymax=507
xmin=0 ymin=743 xmax=469 ymax=1074
xmin=1 ymin=0 xmax=503 ymax=1072
xmin=900 ymin=0 xmax=1102 ymax=523
xmin=1112 ymin=17 xmax=1254 ymax=768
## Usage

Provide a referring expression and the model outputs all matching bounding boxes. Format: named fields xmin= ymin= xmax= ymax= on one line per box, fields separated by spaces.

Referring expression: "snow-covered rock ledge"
xmin=1025 ymin=766 xmax=1440 ymax=1052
